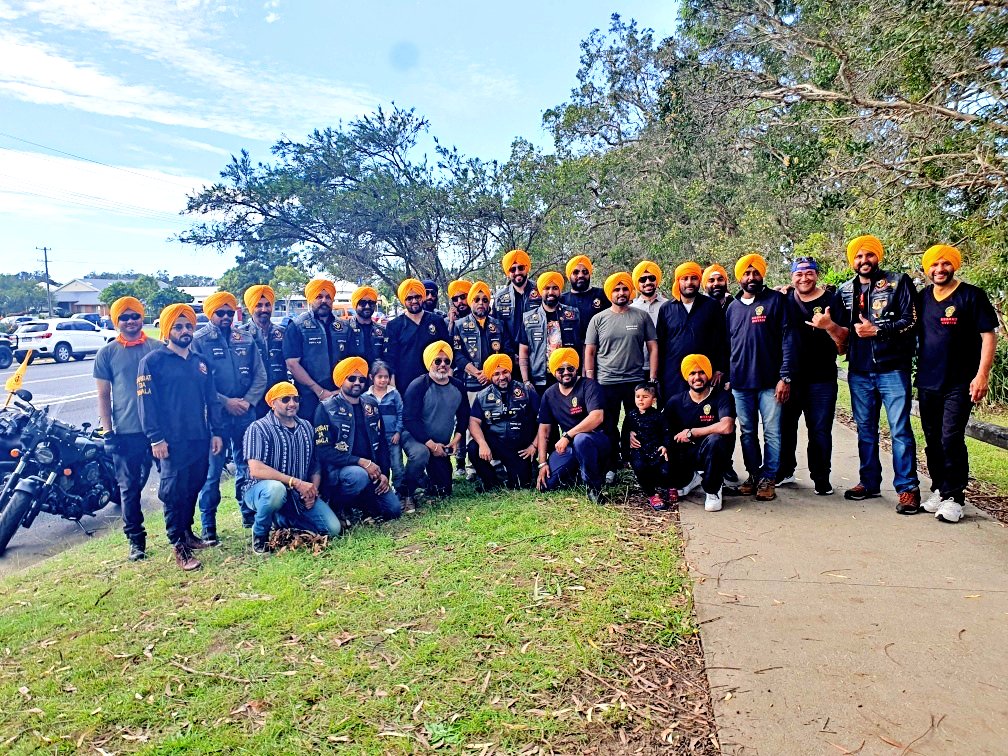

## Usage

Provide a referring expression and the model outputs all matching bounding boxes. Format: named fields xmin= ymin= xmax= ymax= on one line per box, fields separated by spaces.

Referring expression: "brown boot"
xmin=174 ymin=544 xmax=202 ymax=571
xmin=185 ymin=530 xmax=213 ymax=549
xmin=737 ymin=475 xmax=757 ymax=496
xmin=755 ymin=478 xmax=777 ymax=501
xmin=896 ymin=488 xmax=921 ymax=515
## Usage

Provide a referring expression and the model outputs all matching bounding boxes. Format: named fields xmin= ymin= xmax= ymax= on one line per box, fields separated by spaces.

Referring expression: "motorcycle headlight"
xmin=34 ymin=443 xmax=55 ymax=464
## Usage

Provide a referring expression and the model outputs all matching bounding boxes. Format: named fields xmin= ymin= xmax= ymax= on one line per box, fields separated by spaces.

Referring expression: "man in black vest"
xmin=560 ymin=255 xmax=609 ymax=342
xmin=238 ymin=284 xmax=287 ymax=418
xmin=283 ymin=279 xmax=349 ymax=422
xmin=192 ymin=290 xmax=267 ymax=541
xmin=451 ymin=280 xmax=513 ymax=394
xmin=468 ymin=354 xmax=540 ymax=491
xmin=385 ymin=278 xmax=451 ymax=392
xmin=518 ymin=272 xmax=580 ymax=395
xmin=345 ymin=285 xmax=386 ymax=368
xmin=313 ymin=356 xmax=403 ymax=523
xmin=813 ymin=235 xmax=921 ymax=513
xmin=493 ymin=249 xmax=541 ymax=351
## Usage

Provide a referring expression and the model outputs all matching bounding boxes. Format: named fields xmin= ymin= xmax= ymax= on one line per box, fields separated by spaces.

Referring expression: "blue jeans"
xmin=848 ymin=370 xmax=919 ymax=493
xmin=328 ymin=466 xmax=403 ymax=520
xmin=731 ymin=388 xmax=782 ymax=481
xmin=386 ymin=437 xmax=405 ymax=494
xmin=542 ymin=430 xmax=610 ymax=491
xmin=198 ymin=413 xmax=253 ymax=534
xmin=242 ymin=480 xmax=341 ymax=538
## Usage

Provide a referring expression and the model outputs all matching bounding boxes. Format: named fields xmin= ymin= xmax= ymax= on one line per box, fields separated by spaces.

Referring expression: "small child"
xmin=365 ymin=360 xmax=405 ymax=497
xmin=626 ymin=382 xmax=672 ymax=510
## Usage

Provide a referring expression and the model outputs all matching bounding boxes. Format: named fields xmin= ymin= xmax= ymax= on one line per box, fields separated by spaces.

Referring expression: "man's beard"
xmin=423 ymin=300 xmax=437 ymax=312
xmin=456 ymin=304 xmax=471 ymax=318
xmin=169 ymin=333 xmax=192 ymax=348
xmin=313 ymin=304 xmax=332 ymax=319
xmin=741 ymin=280 xmax=763 ymax=295
xmin=706 ymin=284 xmax=726 ymax=299
xmin=344 ymin=383 xmax=364 ymax=398
xmin=406 ymin=301 xmax=423 ymax=314
xmin=472 ymin=306 xmax=488 ymax=319
xmin=254 ymin=311 xmax=272 ymax=326
xmin=571 ymin=278 xmax=590 ymax=293
xmin=542 ymin=294 xmax=559 ymax=308
xmin=492 ymin=375 xmax=511 ymax=390
xmin=558 ymin=372 xmax=577 ymax=387
xmin=511 ymin=273 xmax=527 ymax=287
xmin=679 ymin=284 xmax=699 ymax=299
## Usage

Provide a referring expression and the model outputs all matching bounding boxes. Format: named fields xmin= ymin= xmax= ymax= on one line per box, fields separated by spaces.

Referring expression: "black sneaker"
xmin=241 ymin=516 xmax=255 ymax=529
xmin=128 ymin=541 xmax=146 ymax=561
xmin=814 ymin=481 xmax=834 ymax=496
xmin=252 ymin=535 xmax=270 ymax=554
xmin=198 ymin=530 xmax=219 ymax=547
xmin=843 ymin=483 xmax=881 ymax=501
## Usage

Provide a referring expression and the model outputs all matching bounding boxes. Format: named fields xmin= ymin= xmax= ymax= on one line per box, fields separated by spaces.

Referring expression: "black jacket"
xmin=313 ymin=393 xmax=390 ymax=473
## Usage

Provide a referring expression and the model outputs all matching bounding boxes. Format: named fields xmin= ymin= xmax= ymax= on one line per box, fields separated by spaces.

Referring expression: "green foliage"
xmin=0 ymin=273 xmax=46 ymax=316
xmin=269 ymin=265 xmax=308 ymax=307
xmin=98 ymin=275 xmax=192 ymax=314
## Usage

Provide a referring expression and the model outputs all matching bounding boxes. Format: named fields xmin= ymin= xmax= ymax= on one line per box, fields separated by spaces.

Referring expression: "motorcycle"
xmin=0 ymin=389 xmax=119 ymax=555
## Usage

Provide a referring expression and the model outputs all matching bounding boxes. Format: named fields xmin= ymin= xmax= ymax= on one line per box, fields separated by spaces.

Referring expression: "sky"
xmin=0 ymin=0 xmax=678 ymax=284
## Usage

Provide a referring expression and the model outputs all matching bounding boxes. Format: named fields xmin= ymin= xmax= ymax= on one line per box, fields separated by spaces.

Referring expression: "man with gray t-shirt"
xmin=400 ymin=341 xmax=470 ymax=510
xmin=94 ymin=296 xmax=161 ymax=562
xmin=584 ymin=272 xmax=658 ymax=481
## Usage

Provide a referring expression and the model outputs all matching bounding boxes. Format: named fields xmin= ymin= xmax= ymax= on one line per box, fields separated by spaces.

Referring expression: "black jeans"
xmin=109 ymin=432 xmax=152 ymax=545
xmin=918 ymin=386 xmax=972 ymax=502
xmin=158 ymin=439 xmax=210 ymax=546
xmin=630 ymin=455 xmax=669 ymax=494
xmin=600 ymin=381 xmax=639 ymax=473
xmin=671 ymin=434 xmax=733 ymax=494
xmin=468 ymin=436 xmax=534 ymax=490
xmin=779 ymin=380 xmax=838 ymax=485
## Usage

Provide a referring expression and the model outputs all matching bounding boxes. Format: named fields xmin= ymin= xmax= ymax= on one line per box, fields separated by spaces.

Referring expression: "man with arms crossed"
xmin=283 ymin=279 xmax=348 ymax=422
xmin=238 ymin=285 xmax=288 ymax=418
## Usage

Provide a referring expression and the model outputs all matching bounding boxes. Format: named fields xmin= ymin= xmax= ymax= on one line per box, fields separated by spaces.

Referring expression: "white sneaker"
xmin=705 ymin=489 xmax=723 ymax=512
xmin=681 ymin=472 xmax=703 ymax=497
xmin=605 ymin=470 xmax=617 ymax=485
xmin=921 ymin=489 xmax=943 ymax=513
xmin=935 ymin=499 xmax=964 ymax=523
xmin=776 ymin=474 xmax=797 ymax=486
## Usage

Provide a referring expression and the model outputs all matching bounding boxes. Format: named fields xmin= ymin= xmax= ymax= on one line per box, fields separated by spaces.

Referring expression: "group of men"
xmin=92 ymin=236 xmax=997 ymax=570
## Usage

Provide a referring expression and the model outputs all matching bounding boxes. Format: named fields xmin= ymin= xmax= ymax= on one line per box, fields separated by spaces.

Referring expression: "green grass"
xmin=835 ymin=383 xmax=1008 ymax=493
xmin=0 ymin=486 xmax=694 ymax=754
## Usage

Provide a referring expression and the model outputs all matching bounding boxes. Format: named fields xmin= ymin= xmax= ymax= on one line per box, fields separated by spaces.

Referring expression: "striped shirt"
xmin=243 ymin=411 xmax=319 ymax=483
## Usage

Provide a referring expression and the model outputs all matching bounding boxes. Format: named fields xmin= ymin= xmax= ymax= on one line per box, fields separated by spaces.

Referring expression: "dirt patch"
xmin=835 ymin=407 xmax=1008 ymax=525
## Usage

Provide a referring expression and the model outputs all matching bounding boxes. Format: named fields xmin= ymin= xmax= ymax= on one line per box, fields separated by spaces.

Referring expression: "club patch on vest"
xmin=428 ymin=324 xmax=437 ymax=334
xmin=751 ymin=304 xmax=767 ymax=324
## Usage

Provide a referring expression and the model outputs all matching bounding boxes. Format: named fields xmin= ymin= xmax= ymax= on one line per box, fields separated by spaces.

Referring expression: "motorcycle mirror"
xmin=15 ymin=389 xmax=32 ymax=402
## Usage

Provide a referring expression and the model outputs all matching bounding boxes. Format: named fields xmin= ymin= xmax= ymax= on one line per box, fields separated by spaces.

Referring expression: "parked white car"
xmin=13 ymin=319 xmax=118 ymax=364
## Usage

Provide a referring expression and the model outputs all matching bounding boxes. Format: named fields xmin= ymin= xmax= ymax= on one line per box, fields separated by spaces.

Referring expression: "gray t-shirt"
xmin=422 ymin=380 xmax=464 ymax=444
xmin=93 ymin=338 xmax=161 ymax=434
xmin=585 ymin=307 xmax=657 ymax=384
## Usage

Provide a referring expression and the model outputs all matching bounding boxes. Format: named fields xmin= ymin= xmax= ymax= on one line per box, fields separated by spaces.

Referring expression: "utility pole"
xmin=37 ymin=246 xmax=53 ymax=317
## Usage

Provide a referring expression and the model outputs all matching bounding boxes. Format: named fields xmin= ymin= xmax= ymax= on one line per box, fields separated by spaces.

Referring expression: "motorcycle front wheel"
xmin=0 ymin=490 xmax=32 ymax=555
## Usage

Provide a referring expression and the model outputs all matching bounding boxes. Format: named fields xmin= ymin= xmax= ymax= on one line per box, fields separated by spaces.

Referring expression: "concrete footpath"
xmin=680 ymin=421 xmax=1008 ymax=755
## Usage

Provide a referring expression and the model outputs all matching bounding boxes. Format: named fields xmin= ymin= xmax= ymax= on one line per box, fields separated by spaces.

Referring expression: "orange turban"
xmin=264 ymin=381 xmax=298 ymax=405
xmin=604 ymin=271 xmax=635 ymax=301
xmin=423 ymin=340 xmax=453 ymax=370
xmin=734 ymin=254 xmax=767 ymax=282
xmin=681 ymin=354 xmax=713 ymax=382
xmin=483 ymin=353 xmax=512 ymax=377
xmin=565 ymin=255 xmax=593 ymax=278
xmin=305 ymin=279 xmax=336 ymax=302
xmin=846 ymin=235 xmax=884 ymax=268
xmin=671 ymin=261 xmax=703 ymax=301
xmin=397 ymin=278 xmax=426 ymax=304
xmin=332 ymin=356 xmax=368 ymax=388
xmin=243 ymin=285 xmax=275 ymax=312
xmin=702 ymin=264 xmax=728 ymax=287
xmin=468 ymin=281 xmax=491 ymax=302
xmin=447 ymin=280 xmax=472 ymax=299
xmin=351 ymin=286 xmax=379 ymax=308
xmin=536 ymin=271 xmax=565 ymax=294
xmin=110 ymin=296 xmax=144 ymax=324
xmin=922 ymin=244 xmax=961 ymax=272
xmin=502 ymin=249 xmax=531 ymax=274
xmin=158 ymin=303 xmax=197 ymax=342
xmin=548 ymin=347 xmax=580 ymax=375
xmin=632 ymin=260 xmax=663 ymax=287
xmin=203 ymin=291 xmax=238 ymax=317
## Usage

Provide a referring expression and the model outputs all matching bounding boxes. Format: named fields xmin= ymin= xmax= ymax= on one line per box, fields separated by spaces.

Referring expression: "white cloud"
xmin=264 ymin=12 xmax=279 ymax=23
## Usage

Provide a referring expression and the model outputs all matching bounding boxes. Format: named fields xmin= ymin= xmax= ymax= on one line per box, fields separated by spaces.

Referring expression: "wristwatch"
xmin=781 ymin=376 xmax=791 ymax=384
xmin=560 ymin=431 xmax=570 ymax=441
xmin=686 ymin=428 xmax=693 ymax=440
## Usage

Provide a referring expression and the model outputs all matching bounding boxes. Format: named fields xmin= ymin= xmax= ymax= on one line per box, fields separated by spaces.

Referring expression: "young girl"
xmin=366 ymin=361 xmax=405 ymax=497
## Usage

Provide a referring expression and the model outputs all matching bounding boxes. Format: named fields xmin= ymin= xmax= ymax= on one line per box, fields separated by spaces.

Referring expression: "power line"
xmin=0 ymin=130 xmax=201 ymax=188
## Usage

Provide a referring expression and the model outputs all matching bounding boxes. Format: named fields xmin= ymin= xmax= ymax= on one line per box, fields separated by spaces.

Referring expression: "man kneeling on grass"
xmin=665 ymin=355 xmax=736 ymax=512
xmin=243 ymin=382 xmax=341 ymax=554
xmin=535 ymin=347 xmax=610 ymax=504
xmin=468 ymin=353 xmax=540 ymax=491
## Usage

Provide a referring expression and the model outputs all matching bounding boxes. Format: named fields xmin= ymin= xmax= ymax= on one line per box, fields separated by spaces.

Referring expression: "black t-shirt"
xmin=664 ymin=385 xmax=736 ymax=433
xmin=785 ymin=289 xmax=838 ymax=381
xmin=537 ymin=377 xmax=605 ymax=433
xmin=350 ymin=402 xmax=371 ymax=459
xmin=916 ymin=282 xmax=998 ymax=391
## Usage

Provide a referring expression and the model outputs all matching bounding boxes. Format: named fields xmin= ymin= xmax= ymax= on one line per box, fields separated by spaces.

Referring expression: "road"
xmin=0 ymin=355 xmax=160 ymax=576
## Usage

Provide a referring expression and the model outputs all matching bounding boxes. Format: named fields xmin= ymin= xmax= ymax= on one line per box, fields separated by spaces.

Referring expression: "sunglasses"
xmin=357 ymin=300 xmax=375 ymax=307
xmin=555 ymin=365 xmax=576 ymax=374
xmin=451 ymin=294 xmax=468 ymax=302
xmin=470 ymin=296 xmax=489 ymax=304
xmin=571 ymin=268 xmax=590 ymax=276
xmin=345 ymin=375 xmax=368 ymax=384
xmin=432 ymin=358 xmax=451 ymax=366
xmin=278 ymin=395 xmax=300 ymax=404
xmin=638 ymin=275 xmax=657 ymax=283
xmin=509 ymin=265 xmax=526 ymax=273
xmin=214 ymin=309 xmax=235 ymax=318
xmin=404 ymin=294 xmax=422 ymax=302
xmin=118 ymin=313 xmax=142 ymax=322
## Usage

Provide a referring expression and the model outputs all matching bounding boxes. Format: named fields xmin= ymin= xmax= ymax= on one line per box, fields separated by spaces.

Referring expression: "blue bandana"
xmin=791 ymin=257 xmax=819 ymax=274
